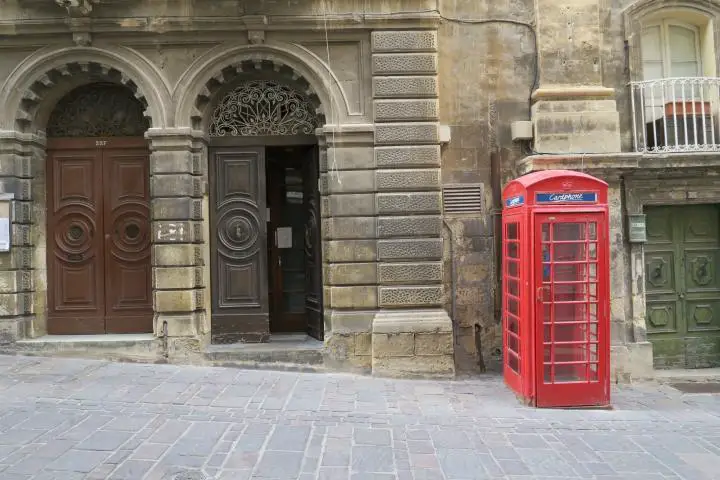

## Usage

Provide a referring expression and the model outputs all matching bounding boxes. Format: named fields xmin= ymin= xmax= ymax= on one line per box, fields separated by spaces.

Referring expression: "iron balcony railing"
xmin=630 ymin=76 xmax=720 ymax=153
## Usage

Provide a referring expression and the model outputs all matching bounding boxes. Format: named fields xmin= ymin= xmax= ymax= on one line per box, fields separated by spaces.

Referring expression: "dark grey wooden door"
xmin=209 ymin=147 xmax=269 ymax=343
xmin=303 ymin=146 xmax=324 ymax=340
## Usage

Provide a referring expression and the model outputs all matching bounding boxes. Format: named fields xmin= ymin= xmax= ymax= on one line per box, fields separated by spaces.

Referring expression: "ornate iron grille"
xmin=209 ymin=80 xmax=320 ymax=136
xmin=46 ymin=83 xmax=149 ymax=137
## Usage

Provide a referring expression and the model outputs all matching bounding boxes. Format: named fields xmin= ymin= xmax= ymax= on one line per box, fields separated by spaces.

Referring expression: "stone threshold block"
xmin=371 ymin=309 xmax=454 ymax=378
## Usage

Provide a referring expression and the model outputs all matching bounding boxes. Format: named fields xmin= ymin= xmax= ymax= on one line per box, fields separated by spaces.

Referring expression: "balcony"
xmin=630 ymin=77 xmax=720 ymax=153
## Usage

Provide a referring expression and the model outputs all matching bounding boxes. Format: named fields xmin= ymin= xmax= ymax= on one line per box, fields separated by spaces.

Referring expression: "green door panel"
xmin=645 ymin=204 xmax=720 ymax=369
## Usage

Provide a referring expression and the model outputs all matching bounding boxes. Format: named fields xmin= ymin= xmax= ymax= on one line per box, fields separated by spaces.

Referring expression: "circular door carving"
xmin=108 ymin=203 xmax=150 ymax=262
xmin=54 ymin=207 xmax=97 ymax=263
xmin=216 ymin=202 xmax=261 ymax=259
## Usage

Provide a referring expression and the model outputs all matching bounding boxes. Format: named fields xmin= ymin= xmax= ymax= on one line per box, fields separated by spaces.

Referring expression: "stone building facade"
xmin=0 ymin=0 xmax=717 ymax=380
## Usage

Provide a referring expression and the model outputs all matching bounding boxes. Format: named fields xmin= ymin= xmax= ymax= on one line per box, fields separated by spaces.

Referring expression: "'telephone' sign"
xmin=535 ymin=192 xmax=597 ymax=204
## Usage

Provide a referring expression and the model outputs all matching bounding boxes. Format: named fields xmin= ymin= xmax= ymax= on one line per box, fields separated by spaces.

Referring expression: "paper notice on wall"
xmin=276 ymin=226 xmax=293 ymax=249
xmin=0 ymin=218 xmax=10 ymax=251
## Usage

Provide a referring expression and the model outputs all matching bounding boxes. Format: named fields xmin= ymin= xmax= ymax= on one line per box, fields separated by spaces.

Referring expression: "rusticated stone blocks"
xmin=372 ymin=309 xmax=454 ymax=378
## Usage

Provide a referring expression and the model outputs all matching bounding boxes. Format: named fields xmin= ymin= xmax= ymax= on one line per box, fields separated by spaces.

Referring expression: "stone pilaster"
xmin=0 ymin=131 xmax=38 ymax=342
xmin=370 ymin=30 xmax=454 ymax=377
xmin=532 ymin=0 xmax=621 ymax=154
xmin=320 ymin=126 xmax=377 ymax=370
xmin=146 ymin=128 xmax=204 ymax=345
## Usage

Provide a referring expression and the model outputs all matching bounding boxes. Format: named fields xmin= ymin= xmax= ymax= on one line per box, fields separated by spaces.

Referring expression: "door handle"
xmin=679 ymin=293 xmax=686 ymax=299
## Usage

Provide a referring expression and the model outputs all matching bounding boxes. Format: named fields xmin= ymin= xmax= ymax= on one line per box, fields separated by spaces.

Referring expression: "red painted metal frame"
xmin=501 ymin=170 xmax=610 ymax=408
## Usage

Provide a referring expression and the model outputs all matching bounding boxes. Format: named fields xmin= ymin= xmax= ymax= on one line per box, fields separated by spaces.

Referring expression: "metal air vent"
xmin=442 ymin=184 xmax=483 ymax=214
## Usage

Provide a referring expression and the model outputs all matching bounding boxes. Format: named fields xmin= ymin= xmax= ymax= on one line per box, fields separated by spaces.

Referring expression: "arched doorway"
xmin=207 ymin=78 xmax=324 ymax=344
xmin=45 ymin=82 xmax=153 ymax=335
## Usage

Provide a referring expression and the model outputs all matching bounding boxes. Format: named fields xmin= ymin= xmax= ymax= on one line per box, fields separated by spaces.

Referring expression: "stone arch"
xmin=0 ymin=46 xmax=172 ymax=132
xmin=174 ymin=42 xmax=351 ymax=130
xmin=624 ymin=0 xmax=720 ymax=20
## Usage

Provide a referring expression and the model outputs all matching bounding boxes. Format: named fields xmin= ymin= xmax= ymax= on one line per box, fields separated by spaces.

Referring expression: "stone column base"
xmin=371 ymin=309 xmax=455 ymax=378
xmin=611 ymin=342 xmax=654 ymax=383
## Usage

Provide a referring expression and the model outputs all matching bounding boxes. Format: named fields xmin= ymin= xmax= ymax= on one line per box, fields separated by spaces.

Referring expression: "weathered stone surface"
xmin=327 ymin=286 xmax=377 ymax=309
xmin=150 ymin=174 xmax=196 ymax=197
xmin=152 ymin=221 xmax=199 ymax=244
xmin=326 ymin=262 xmax=377 ymax=285
xmin=372 ymin=333 xmax=415 ymax=357
xmin=379 ymin=286 xmax=443 ymax=307
xmin=372 ymin=53 xmax=438 ymax=75
xmin=322 ymin=194 xmax=375 ymax=218
xmin=321 ymin=216 xmax=376 ymax=240
xmin=150 ymin=150 xmax=194 ymax=174
xmin=327 ymin=310 xmax=375 ymax=334
xmin=321 ymin=147 xmax=375 ymax=171
xmin=374 ymin=123 xmax=439 ymax=145
xmin=151 ymin=198 xmax=202 ymax=221
xmin=376 ymin=169 xmax=440 ymax=191
xmin=152 ymin=244 xmax=199 ymax=267
xmin=374 ymin=99 xmax=439 ymax=122
xmin=378 ymin=238 xmax=442 ymax=260
xmin=373 ymin=76 xmax=438 ymax=98
xmin=324 ymin=240 xmax=377 ymax=262
xmin=416 ymin=332 xmax=453 ymax=355
xmin=371 ymin=30 xmax=438 ymax=52
xmin=153 ymin=266 xmax=201 ymax=290
xmin=377 ymin=215 xmax=442 ymax=238
xmin=154 ymin=289 xmax=200 ymax=313
xmin=375 ymin=146 xmax=441 ymax=168
xmin=376 ymin=192 xmax=441 ymax=215
xmin=378 ymin=262 xmax=443 ymax=284
xmin=378 ymin=238 xmax=442 ymax=261
xmin=321 ymin=170 xmax=375 ymax=194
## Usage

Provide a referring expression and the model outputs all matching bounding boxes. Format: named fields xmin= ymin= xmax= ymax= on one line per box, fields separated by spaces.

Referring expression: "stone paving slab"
xmin=0 ymin=355 xmax=717 ymax=479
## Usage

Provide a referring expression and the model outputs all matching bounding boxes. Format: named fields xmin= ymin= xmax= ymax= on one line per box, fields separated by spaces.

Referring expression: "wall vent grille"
xmin=442 ymin=184 xmax=483 ymax=214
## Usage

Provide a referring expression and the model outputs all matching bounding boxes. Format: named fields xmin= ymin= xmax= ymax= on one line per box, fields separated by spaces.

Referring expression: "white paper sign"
xmin=276 ymin=226 xmax=293 ymax=249
xmin=0 ymin=218 xmax=10 ymax=251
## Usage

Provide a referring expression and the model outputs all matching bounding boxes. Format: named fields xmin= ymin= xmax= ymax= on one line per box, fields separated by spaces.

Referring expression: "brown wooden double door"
xmin=209 ymin=145 xmax=323 ymax=344
xmin=46 ymin=138 xmax=153 ymax=335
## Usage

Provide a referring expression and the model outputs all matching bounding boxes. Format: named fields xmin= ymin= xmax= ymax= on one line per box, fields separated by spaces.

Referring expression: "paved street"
xmin=0 ymin=356 xmax=717 ymax=480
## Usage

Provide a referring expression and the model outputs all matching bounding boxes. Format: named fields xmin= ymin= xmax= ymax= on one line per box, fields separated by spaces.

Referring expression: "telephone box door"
xmin=534 ymin=212 xmax=608 ymax=407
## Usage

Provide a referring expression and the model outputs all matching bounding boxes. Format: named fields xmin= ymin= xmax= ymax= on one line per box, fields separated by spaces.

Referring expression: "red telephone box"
xmin=501 ymin=170 xmax=610 ymax=408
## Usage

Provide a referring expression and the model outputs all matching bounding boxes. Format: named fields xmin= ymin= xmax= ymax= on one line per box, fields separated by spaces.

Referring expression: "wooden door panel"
xmin=102 ymin=147 xmax=153 ymax=333
xmin=47 ymin=148 xmax=105 ymax=334
xmin=303 ymin=146 xmax=324 ymax=340
xmin=210 ymin=148 xmax=269 ymax=343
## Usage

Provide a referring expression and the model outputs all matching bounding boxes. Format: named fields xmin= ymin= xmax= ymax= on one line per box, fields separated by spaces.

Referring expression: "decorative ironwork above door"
xmin=209 ymin=80 xmax=320 ymax=137
xmin=46 ymin=83 xmax=149 ymax=138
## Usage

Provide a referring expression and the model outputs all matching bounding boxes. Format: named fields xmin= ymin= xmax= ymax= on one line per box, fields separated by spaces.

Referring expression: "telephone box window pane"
xmin=507 ymin=222 xmax=519 ymax=240
xmin=508 ymin=315 xmax=519 ymax=334
xmin=589 ymin=222 xmax=597 ymax=240
xmin=507 ymin=278 xmax=519 ymax=296
xmin=508 ymin=298 xmax=519 ymax=316
xmin=508 ymin=353 xmax=519 ymax=373
xmin=508 ymin=242 xmax=519 ymax=259
xmin=541 ymin=223 xmax=551 ymax=241
xmin=554 ymin=222 xmax=585 ymax=241
xmin=508 ymin=334 xmax=519 ymax=353
xmin=507 ymin=260 xmax=519 ymax=277
xmin=554 ymin=364 xmax=586 ymax=383
xmin=589 ymin=243 xmax=597 ymax=259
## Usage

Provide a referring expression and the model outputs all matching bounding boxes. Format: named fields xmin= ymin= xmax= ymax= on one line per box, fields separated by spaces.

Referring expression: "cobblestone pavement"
xmin=0 ymin=356 xmax=718 ymax=480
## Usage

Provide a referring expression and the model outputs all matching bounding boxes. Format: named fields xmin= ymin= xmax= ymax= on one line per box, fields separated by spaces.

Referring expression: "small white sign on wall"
xmin=276 ymin=226 xmax=293 ymax=249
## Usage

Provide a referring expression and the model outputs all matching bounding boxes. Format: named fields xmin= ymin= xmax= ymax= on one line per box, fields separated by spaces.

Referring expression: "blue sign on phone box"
xmin=505 ymin=195 xmax=524 ymax=208
xmin=535 ymin=192 xmax=597 ymax=204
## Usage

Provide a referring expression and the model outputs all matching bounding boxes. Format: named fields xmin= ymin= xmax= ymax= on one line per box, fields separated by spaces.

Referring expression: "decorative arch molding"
xmin=174 ymin=42 xmax=350 ymax=130
xmin=624 ymin=0 xmax=720 ymax=22
xmin=0 ymin=46 xmax=172 ymax=132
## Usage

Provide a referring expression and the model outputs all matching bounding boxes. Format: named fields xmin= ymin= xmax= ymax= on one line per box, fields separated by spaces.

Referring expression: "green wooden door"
xmin=645 ymin=205 xmax=720 ymax=369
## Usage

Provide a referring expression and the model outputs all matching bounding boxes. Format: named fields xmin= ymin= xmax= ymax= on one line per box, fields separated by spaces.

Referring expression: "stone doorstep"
xmin=5 ymin=334 xmax=164 ymax=362
xmin=3 ymin=333 xmax=327 ymax=372
xmin=654 ymin=367 xmax=720 ymax=384
xmin=205 ymin=334 xmax=326 ymax=371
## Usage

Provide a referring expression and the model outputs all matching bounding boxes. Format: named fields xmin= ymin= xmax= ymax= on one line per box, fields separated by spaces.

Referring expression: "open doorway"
xmin=207 ymin=143 xmax=323 ymax=344
xmin=266 ymin=145 xmax=323 ymax=337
